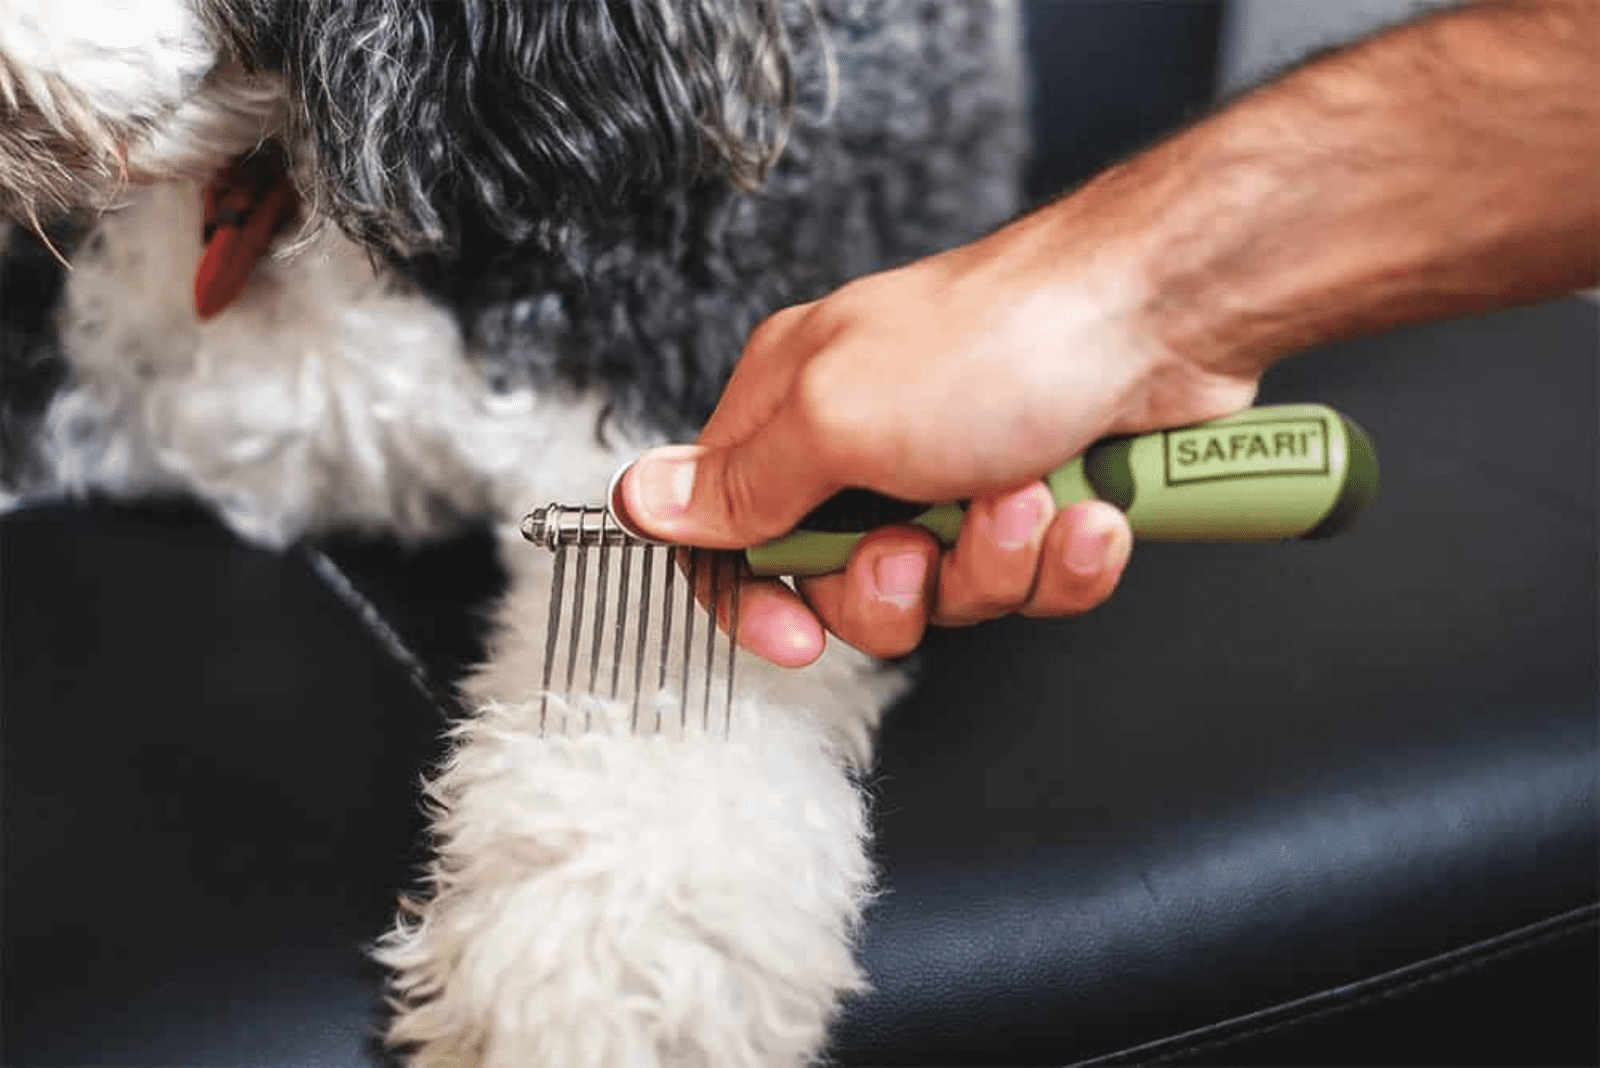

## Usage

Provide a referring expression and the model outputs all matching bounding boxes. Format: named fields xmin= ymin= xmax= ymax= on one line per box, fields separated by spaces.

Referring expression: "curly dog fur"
xmin=0 ymin=1 xmax=1028 ymax=1062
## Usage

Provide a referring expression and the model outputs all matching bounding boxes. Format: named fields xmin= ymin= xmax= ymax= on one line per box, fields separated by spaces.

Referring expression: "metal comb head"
xmin=520 ymin=504 xmax=740 ymax=737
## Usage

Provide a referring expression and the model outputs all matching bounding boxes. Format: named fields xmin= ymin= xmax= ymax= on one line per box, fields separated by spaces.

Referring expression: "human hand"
xmin=619 ymin=0 xmax=1593 ymax=668
xmin=617 ymin=208 xmax=1260 ymax=666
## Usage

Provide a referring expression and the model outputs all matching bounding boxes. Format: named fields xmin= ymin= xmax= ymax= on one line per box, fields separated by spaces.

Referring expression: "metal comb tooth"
xmin=658 ymin=546 xmax=676 ymax=733
xmin=520 ymin=504 xmax=740 ymax=736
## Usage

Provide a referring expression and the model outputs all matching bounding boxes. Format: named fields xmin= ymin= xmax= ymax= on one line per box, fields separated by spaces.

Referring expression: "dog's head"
xmin=0 ymin=0 xmax=797 ymax=258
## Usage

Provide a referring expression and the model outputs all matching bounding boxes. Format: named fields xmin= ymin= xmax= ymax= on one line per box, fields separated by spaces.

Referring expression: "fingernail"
xmin=994 ymin=487 xmax=1050 ymax=550
xmin=631 ymin=449 xmax=697 ymax=523
xmin=1065 ymin=503 xmax=1119 ymax=576
xmin=873 ymin=550 xmax=927 ymax=609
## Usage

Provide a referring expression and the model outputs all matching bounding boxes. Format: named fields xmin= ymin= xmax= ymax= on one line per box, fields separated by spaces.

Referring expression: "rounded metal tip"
xmin=518 ymin=496 xmax=663 ymax=551
xmin=520 ymin=506 xmax=558 ymax=548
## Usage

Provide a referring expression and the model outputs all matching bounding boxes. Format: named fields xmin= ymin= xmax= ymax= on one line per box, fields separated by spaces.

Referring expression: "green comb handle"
xmin=743 ymin=403 xmax=1379 ymax=578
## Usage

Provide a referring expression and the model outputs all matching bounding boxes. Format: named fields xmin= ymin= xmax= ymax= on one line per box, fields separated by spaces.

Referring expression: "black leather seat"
xmin=4 ymin=3 xmax=1595 ymax=1065
xmin=833 ymin=293 xmax=1599 ymax=1065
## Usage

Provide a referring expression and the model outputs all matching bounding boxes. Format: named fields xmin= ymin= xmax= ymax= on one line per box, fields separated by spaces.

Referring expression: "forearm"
xmin=1047 ymin=0 xmax=1600 ymax=379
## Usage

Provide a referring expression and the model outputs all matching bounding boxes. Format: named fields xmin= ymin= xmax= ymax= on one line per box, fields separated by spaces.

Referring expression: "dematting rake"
xmin=520 ymin=403 xmax=1379 ymax=735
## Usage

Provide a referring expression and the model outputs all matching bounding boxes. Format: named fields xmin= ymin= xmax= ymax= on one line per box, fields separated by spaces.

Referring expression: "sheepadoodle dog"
xmin=0 ymin=0 xmax=1028 ymax=1063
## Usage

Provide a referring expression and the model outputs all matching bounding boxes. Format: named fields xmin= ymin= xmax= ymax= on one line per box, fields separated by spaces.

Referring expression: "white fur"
xmin=0 ymin=1 xmax=282 ymax=219
xmin=380 ymin=696 xmax=874 ymax=1068
xmin=377 ymin=526 xmax=901 ymax=1067
xmin=0 ymin=0 xmax=211 ymax=126
xmin=122 ymin=68 xmax=289 ymax=185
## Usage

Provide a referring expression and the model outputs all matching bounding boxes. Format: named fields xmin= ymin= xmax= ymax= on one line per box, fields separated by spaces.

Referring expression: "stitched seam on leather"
xmin=297 ymin=545 xmax=456 ymax=714
xmin=1143 ymin=917 xmax=1598 ymax=1064
xmin=1070 ymin=904 xmax=1600 ymax=1067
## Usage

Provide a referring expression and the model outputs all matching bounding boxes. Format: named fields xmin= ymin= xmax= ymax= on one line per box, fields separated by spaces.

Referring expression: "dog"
xmin=0 ymin=1 xmax=1029 ymax=1063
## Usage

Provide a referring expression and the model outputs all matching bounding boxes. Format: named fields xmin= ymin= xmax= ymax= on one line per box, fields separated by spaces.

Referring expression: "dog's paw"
xmin=377 ymin=695 xmax=874 ymax=1068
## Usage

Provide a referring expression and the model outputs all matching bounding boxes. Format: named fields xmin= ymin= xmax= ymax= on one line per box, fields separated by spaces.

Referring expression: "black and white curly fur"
xmin=0 ymin=1 xmax=1028 ymax=1063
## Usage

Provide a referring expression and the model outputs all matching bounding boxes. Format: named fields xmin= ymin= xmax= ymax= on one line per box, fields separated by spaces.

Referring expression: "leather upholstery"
xmin=832 ymin=297 xmax=1600 ymax=1064
xmin=4 ymin=2 xmax=1596 ymax=1064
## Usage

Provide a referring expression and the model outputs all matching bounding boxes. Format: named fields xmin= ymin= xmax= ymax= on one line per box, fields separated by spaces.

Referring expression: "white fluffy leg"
xmin=378 ymin=532 xmax=905 ymax=1068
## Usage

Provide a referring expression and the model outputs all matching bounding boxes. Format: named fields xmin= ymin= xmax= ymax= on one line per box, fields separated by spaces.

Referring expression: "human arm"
xmin=621 ymin=0 xmax=1600 ymax=666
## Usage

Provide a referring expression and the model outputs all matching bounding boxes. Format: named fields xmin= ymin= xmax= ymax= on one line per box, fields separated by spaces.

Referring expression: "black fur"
xmin=233 ymin=0 xmax=1031 ymax=436
xmin=224 ymin=0 xmax=795 ymax=257
xmin=0 ymin=222 xmax=83 ymax=490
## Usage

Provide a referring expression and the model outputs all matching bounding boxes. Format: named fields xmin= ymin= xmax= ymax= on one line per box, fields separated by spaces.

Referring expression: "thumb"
xmin=616 ymin=414 xmax=839 ymax=550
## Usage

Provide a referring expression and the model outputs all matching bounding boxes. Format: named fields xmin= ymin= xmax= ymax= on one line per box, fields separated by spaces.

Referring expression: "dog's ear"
xmin=0 ymin=0 xmax=218 ymax=219
xmin=272 ymin=0 xmax=795 ymax=257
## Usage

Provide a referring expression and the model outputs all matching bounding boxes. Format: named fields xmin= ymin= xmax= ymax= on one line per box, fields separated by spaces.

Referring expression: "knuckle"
xmin=1017 ymin=510 xmax=1129 ymax=617
xmin=933 ymin=566 xmax=1018 ymax=629
xmin=946 ymin=531 xmax=1038 ymax=617
xmin=744 ymin=302 xmax=811 ymax=357
xmin=859 ymin=615 xmax=926 ymax=659
xmin=946 ymin=585 xmax=1017 ymax=623
xmin=713 ymin=458 xmax=784 ymax=543
xmin=1024 ymin=559 xmax=1118 ymax=618
xmin=794 ymin=360 xmax=870 ymax=468
xmin=794 ymin=354 xmax=847 ymax=424
xmin=841 ymin=608 xmax=920 ymax=659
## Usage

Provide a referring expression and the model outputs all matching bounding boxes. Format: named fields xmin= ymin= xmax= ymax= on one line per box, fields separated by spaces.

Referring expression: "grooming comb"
xmin=519 ymin=507 xmax=742 ymax=739
xmin=521 ymin=403 xmax=1379 ymax=734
